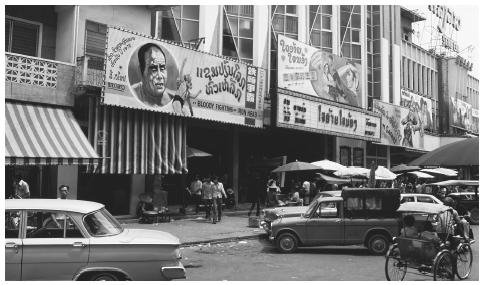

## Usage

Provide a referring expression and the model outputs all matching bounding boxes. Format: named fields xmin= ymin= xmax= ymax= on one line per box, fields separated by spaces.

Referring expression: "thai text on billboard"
xmin=277 ymin=91 xmax=380 ymax=141
xmin=102 ymin=26 xmax=266 ymax=127
xmin=277 ymin=34 xmax=363 ymax=108
xmin=373 ymin=99 xmax=425 ymax=150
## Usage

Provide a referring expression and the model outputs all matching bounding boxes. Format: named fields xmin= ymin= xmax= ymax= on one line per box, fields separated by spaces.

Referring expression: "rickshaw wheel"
xmin=455 ymin=243 xmax=473 ymax=280
xmin=385 ymin=245 xmax=407 ymax=281
xmin=433 ymin=251 xmax=455 ymax=281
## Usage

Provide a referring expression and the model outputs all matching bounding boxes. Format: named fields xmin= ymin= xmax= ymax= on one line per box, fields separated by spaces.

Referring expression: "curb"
xmin=181 ymin=233 xmax=267 ymax=247
xmin=118 ymin=210 xmax=252 ymax=224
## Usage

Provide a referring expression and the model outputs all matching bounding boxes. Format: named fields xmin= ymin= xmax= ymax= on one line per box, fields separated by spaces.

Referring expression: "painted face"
xmin=142 ymin=46 xmax=167 ymax=97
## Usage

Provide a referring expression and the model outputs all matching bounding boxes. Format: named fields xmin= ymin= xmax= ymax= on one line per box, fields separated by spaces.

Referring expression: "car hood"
xmin=95 ymin=228 xmax=181 ymax=245
xmin=264 ymin=206 xmax=309 ymax=221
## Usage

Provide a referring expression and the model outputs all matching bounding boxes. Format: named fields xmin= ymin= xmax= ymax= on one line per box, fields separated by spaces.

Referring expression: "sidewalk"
xmin=120 ymin=204 xmax=267 ymax=246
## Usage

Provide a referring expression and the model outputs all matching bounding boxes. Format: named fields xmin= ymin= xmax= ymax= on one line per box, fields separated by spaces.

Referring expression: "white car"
xmin=5 ymin=199 xmax=185 ymax=281
xmin=400 ymin=193 xmax=443 ymax=204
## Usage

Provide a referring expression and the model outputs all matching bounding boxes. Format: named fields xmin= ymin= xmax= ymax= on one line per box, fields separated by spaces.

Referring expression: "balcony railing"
xmin=75 ymin=55 xmax=104 ymax=88
xmin=5 ymin=52 xmax=59 ymax=88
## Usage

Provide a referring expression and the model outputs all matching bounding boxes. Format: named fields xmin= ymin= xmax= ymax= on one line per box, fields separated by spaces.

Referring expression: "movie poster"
xmin=450 ymin=97 xmax=472 ymax=131
xmin=277 ymin=34 xmax=362 ymax=108
xmin=103 ymin=27 xmax=266 ymax=128
xmin=400 ymin=89 xmax=434 ymax=131
xmin=373 ymin=100 xmax=424 ymax=149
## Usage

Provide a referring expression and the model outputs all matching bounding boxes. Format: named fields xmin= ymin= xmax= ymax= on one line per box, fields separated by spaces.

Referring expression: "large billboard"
xmin=277 ymin=90 xmax=380 ymax=141
xmin=400 ymin=89 xmax=434 ymax=131
xmin=277 ymin=35 xmax=362 ymax=108
xmin=373 ymin=100 xmax=424 ymax=149
xmin=450 ymin=97 xmax=472 ymax=131
xmin=103 ymin=27 xmax=266 ymax=128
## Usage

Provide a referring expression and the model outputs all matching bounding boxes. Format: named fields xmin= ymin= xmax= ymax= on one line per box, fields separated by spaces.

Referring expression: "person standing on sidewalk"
xmin=202 ymin=176 xmax=214 ymax=221
xmin=302 ymin=179 xmax=311 ymax=205
xmin=248 ymin=172 xmax=264 ymax=217
xmin=212 ymin=176 xmax=227 ymax=223
xmin=188 ymin=175 xmax=203 ymax=214
xmin=14 ymin=175 xmax=30 ymax=199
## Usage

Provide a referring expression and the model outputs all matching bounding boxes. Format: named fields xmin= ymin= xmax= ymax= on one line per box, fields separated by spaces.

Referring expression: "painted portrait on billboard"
xmin=400 ymin=89 xmax=433 ymax=132
xmin=451 ymin=97 xmax=472 ymax=130
xmin=309 ymin=51 xmax=361 ymax=106
xmin=276 ymin=35 xmax=362 ymax=108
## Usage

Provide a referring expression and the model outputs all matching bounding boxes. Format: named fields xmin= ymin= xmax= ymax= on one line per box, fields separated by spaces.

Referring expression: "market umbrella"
xmin=407 ymin=171 xmax=434 ymax=179
xmin=334 ymin=167 xmax=369 ymax=178
xmin=311 ymin=159 xmax=346 ymax=172
xmin=186 ymin=146 xmax=212 ymax=158
xmin=390 ymin=164 xmax=420 ymax=173
xmin=421 ymin=168 xmax=458 ymax=177
xmin=408 ymin=137 xmax=479 ymax=166
xmin=375 ymin=166 xmax=397 ymax=180
xmin=271 ymin=161 xmax=322 ymax=173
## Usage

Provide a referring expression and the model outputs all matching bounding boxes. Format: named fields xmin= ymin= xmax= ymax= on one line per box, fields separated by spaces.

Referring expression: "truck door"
xmin=305 ymin=201 xmax=344 ymax=245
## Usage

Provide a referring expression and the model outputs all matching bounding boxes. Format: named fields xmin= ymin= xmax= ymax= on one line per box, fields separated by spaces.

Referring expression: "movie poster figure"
xmin=401 ymin=103 xmax=422 ymax=148
xmin=130 ymin=43 xmax=198 ymax=116
xmin=309 ymin=50 xmax=360 ymax=107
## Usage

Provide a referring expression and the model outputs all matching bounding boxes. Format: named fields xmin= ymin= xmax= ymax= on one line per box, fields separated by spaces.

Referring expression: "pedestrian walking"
xmin=14 ymin=175 xmax=30 ymax=198
xmin=202 ymin=176 xmax=214 ymax=221
xmin=188 ymin=175 xmax=203 ymax=213
xmin=212 ymin=175 xmax=226 ymax=223
xmin=302 ymin=179 xmax=311 ymax=205
xmin=248 ymin=172 xmax=264 ymax=217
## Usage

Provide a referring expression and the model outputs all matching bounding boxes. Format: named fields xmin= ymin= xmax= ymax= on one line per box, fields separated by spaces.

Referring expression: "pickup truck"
xmin=262 ymin=188 xmax=400 ymax=255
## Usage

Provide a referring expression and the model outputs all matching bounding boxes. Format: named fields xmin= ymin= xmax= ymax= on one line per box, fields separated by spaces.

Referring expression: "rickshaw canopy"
xmin=397 ymin=202 xmax=450 ymax=214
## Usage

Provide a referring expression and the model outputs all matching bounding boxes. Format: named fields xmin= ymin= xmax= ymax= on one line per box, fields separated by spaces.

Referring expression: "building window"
xmin=5 ymin=17 xmax=41 ymax=57
xmin=157 ymin=6 xmax=200 ymax=47
xmin=340 ymin=146 xmax=351 ymax=166
xmin=85 ymin=20 xmax=107 ymax=70
xmin=353 ymin=148 xmax=364 ymax=167
xmin=309 ymin=5 xmax=332 ymax=53
xmin=366 ymin=5 xmax=381 ymax=110
xmin=340 ymin=5 xmax=362 ymax=63
xmin=223 ymin=5 xmax=254 ymax=64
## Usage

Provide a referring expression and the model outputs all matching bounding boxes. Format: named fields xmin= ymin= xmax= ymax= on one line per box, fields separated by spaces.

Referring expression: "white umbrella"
xmin=334 ymin=167 xmax=369 ymax=178
xmin=375 ymin=166 xmax=397 ymax=180
xmin=407 ymin=171 xmax=434 ymax=179
xmin=311 ymin=159 xmax=346 ymax=171
xmin=421 ymin=168 xmax=458 ymax=177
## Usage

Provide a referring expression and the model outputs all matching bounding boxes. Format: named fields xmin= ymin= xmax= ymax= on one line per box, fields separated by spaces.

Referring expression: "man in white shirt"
xmin=188 ymin=175 xmax=203 ymax=214
xmin=302 ymin=180 xmax=311 ymax=205
xmin=212 ymin=176 xmax=227 ymax=223
xmin=14 ymin=176 xmax=30 ymax=198
xmin=202 ymin=176 xmax=214 ymax=221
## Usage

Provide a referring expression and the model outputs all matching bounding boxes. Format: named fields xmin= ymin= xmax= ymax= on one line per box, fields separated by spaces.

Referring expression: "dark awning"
xmin=5 ymin=102 xmax=99 ymax=165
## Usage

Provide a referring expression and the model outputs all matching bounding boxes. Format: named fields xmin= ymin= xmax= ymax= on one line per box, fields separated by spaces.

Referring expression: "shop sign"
xmin=428 ymin=5 xmax=461 ymax=32
xmin=102 ymin=26 xmax=266 ymax=128
xmin=277 ymin=92 xmax=380 ymax=141
xmin=373 ymin=100 xmax=425 ymax=150
xmin=450 ymin=97 xmax=472 ymax=131
xmin=400 ymin=88 xmax=434 ymax=130
xmin=277 ymin=35 xmax=363 ymax=108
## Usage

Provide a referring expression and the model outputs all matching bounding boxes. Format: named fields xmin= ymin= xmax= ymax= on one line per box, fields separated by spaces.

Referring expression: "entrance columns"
xmin=232 ymin=126 xmax=239 ymax=208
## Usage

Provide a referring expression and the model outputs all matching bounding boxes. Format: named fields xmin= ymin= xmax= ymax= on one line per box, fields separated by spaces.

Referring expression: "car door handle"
xmin=6 ymin=242 xmax=19 ymax=253
xmin=72 ymin=242 xmax=87 ymax=248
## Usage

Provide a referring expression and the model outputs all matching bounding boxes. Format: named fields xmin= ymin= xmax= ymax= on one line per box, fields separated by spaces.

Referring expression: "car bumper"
xmin=161 ymin=262 xmax=185 ymax=280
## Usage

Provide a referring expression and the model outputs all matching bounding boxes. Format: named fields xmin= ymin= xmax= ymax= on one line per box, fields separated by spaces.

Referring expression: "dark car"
xmin=446 ymin=192 xmax=479 ymax=225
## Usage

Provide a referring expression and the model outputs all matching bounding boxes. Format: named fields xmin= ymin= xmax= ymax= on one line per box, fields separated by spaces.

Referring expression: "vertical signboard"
xmin=277 ymin=35 xmax=363 ymax=108
xmin=103 ymin=26 xmax=266 ymax=127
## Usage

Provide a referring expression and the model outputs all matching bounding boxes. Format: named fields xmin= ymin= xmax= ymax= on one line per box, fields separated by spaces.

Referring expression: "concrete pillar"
xmin=57 ymin=165 xmax=78 ymax=199
xmin=129 ymin=174 xmax=146 ymax=216
xmin=232 ymin=126 xmax=239 ymax=208
xmin=387 ymin=145 xmax=391 ymax=169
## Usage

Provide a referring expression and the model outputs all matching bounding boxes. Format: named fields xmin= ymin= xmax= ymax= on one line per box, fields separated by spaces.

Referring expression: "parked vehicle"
xmin=446 ymin=192 xmax=479 ymax=225
xmin=264 ymin=188 xmax=400 ymax=255
xmin=5 ymin=199 xmax=185 ymax=281
xmin=400 ymin=193 xmax=443 ymax=204
xmin=385 ymin=202 xmax=473 ymax=281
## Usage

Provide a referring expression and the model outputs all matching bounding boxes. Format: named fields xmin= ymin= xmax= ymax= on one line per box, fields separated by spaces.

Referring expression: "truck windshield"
xmin=83 ymin=208 xmax=123 ymax=237
xmin=305 ymin=201 xmax=318 ymax=217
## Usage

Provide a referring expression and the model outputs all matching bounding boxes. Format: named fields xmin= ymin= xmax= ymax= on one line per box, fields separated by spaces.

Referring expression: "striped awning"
xmin=88 ymin=100 xmax=187 ymax=174
xmin=5 ymin=102 xmax=99 ymax=165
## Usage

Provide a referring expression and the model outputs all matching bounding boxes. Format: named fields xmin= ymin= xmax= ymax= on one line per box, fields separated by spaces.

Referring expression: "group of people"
xmin=11 ymin=175 xmax=70 ymax=200
xmin=187 ymin=175 xmax=227 ymax=224
xmin=401 ymin=197 xmax=471 ymax=242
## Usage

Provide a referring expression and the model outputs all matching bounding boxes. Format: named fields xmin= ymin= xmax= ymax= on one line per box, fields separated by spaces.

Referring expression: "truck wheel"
xmin=90 ymin=272 xmax=119 ymax=281
xmin=469 ymin=207 xmax=478 ymax=225
xmin=367 ymin=234 xmax=389 ymax=255
xmin=276 ymin=232 xmax=298 ymax=253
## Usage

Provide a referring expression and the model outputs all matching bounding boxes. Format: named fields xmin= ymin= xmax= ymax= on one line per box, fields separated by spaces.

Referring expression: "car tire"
xmin=276 ymin=232 xmax=298 ymax=253
xmin=367 ymin=234 xmax=389 ymax=255
xmin=469 ymin=207 xmax=478 ymax=225
xmin=90 ymin=272 xmax=119 ymax=281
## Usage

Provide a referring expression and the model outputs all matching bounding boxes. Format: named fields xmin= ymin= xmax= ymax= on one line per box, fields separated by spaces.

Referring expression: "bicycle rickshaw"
xmin=385 ymin=202 xmax=473 ymax=281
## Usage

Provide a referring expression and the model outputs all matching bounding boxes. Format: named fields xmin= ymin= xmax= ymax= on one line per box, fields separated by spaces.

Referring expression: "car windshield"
xmin=304 ymin=201 xmax=318 ymax=217
xmin=83 ymin=208 xmax=123 ymax=237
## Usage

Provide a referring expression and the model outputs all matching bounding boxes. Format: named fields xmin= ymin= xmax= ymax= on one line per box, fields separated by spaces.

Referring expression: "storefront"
xmin=5 ymin=101 xmax=99 ymax=199
xmin=81 ymin=26 xmax=267 ymax=212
